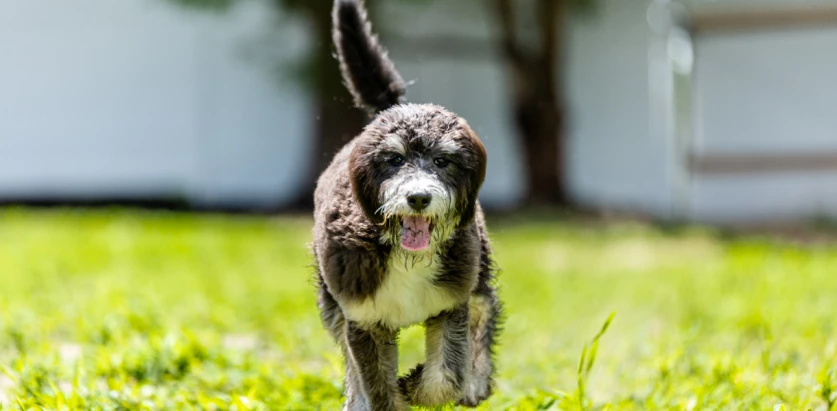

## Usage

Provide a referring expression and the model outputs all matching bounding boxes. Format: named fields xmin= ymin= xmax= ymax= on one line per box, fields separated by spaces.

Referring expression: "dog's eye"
xmin=390 ymin=155 xmax=405 ymax=166
xmin=433 ymin=157 xmax=450 ymax=168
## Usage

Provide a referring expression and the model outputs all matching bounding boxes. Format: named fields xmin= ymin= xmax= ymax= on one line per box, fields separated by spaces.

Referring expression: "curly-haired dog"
xmin=313 ymin=1 xmax=502 ymax=409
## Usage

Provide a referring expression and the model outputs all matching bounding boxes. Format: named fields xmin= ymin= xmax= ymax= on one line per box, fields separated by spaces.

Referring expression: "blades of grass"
xmin=577 ymin=343 xmax=588 ymax=410
xmin=0 ymin=366 xmax=13 ymax=381
xmin=536 ymin=388 xmax=568 ymax=399
xmin=576 ymin=312 xmax=616 ymax=411
xmin=818 ymin=365 xmax=836 ymax=410
xmin=586 ymin=337 xmax=600 ymax=377
xmin=577 ymin=344 xmax=588 ymax=378
xmin=539 ymin=397 xmax=557 ymax=410
xmin=593 ymin=312 xmax=616 ymax=342
xmin=585 ymin=312 xmax=616 ymax=376
xmin=70 ymin=364 xmax=82 ymax=410
xmin=246 ymin=385 xmax=260 ymax=403
xmin=233 ymin=393 xmax=251 ymax=410
xmin=49 ymin=380 xmax=67 ymax=408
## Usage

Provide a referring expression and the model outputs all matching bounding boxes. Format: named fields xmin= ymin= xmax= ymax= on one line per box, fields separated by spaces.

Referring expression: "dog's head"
xmin=349 ymin=104 xmax=487 ymax=252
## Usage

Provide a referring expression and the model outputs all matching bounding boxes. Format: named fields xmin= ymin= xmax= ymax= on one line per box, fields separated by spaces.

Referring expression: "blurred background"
xmin=3 ymin=0 xmax=837 ymax=223
xmin=6 ymin=1 xmax=837 ymax=408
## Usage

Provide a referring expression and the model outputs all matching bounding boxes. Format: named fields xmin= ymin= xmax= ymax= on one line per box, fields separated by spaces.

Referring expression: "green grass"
xmin=1 ymin=209 xmax=837 ymax=410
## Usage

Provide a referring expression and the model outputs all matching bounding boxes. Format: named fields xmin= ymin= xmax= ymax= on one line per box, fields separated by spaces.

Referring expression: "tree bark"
xmin=493 ymin=0 xmax=569 ymax=207
xmin=284 ymin=1 xmax=369 ymax=211
xmin=514 ymin=86 xmax=566 ymax=205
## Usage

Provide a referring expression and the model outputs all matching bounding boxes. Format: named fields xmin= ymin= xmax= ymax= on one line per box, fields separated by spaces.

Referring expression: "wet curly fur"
xmin=313 ymin=1 xmax=503 ymax=409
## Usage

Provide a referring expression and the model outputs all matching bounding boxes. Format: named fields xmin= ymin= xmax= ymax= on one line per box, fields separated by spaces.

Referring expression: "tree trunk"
xmin=284 ymin=94 xmax=367 ymax=211
xmin=514 ymin=93 xmax=567 ymax=205
xmin=493 ymin=0 xmax=570 ymax=207
xmin=283 ymin=2 xmax=369 ymax=211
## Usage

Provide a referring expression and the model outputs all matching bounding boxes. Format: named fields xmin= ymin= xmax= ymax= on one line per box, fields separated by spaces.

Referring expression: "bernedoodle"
xmin=312 ymin=1 xmax=503 ymax=409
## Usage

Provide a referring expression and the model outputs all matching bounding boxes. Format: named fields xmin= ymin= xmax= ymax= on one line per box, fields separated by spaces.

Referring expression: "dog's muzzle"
xmin=379 ymin=173 xmax=453 ymax=251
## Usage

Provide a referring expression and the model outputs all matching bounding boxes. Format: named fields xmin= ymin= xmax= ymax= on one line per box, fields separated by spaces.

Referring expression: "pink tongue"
xmin=401 ymin=216 xmax=431 ymax=251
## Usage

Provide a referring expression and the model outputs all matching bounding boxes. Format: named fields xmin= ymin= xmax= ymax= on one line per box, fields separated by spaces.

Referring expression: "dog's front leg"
xmin=344 ymin=320 xmax=406 ymax=411
xmin=399 ymin=302 xmax=470 ymax=406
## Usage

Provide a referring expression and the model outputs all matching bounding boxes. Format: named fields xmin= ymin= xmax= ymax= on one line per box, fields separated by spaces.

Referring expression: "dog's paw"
xmin=399 ymin=363 xmax=462 ymax=406
xmin=342 ymin=391 xmax=407 ymax=411
xmin=397 ymin=364 xmax=423 ymax=403
xmin=456 ymin=377 xmax=492 ymax=408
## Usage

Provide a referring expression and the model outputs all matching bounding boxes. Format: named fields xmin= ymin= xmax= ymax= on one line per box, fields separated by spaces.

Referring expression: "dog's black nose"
xmin=407 ymin=193 xmax=432 ymax=211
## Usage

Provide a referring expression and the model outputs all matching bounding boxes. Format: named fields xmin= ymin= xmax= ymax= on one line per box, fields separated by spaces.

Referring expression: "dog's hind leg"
xmin=458 ymin=289 xmax=502 ymax=407
xmin=458 ymin=221 xmax=502 ymax=407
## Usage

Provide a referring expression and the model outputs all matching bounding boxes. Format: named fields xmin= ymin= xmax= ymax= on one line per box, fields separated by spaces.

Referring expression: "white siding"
xmin=566 ymin=0 xmax=669 ymax=216
xmin=3 ymin=0 xmax=837 ymax=222
xmin=690 ymin=27 xmax=837 ymax=221
xmin=0 ymin=0 xmax=311 ymax=207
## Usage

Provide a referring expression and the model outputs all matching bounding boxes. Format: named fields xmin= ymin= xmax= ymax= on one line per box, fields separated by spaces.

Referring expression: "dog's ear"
xmin=458 ymin=127 xmax=487 ymax=227
xmin=349 ymin=141 xmax=385 ymax=224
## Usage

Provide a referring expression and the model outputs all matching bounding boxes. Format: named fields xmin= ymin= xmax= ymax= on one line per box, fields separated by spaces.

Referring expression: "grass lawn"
xmin=1 ymin=209 xmax=837 ymax=410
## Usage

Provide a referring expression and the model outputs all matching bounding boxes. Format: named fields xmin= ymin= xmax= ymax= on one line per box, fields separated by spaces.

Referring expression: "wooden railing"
xmin=690 ymin=153 xmax=837 ymax=174
xmin=691 ymin=5 xmax=837 ymax=34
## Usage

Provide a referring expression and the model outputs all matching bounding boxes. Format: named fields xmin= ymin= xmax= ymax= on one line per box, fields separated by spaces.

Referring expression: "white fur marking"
xmin=383 ymin=135 xmax=406 ymax=154
xmin=419 ymin=358 xmax=458 ymax=404
xmin=468 ymin=296 xmax=490 ymax=331
xmin=436 ymin=139 xmax=461 ymax=154
xmin=342 ymin=255 xmax=458 ymax=329
xmin=378 ymin=173 xmax=453 ymax=222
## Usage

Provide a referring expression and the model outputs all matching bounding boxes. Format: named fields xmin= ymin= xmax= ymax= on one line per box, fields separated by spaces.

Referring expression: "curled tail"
xmin=332 ymin=0 xmax=406 ymax=113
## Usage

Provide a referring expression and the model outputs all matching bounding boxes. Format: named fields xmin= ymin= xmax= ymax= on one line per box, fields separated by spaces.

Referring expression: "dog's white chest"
xmin=343 ymin=254 xmax=458 ymax=328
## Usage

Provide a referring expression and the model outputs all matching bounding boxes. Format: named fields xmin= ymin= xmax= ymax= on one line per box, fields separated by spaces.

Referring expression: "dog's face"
xmin=349 ymin=104 xmax=486 ymax=253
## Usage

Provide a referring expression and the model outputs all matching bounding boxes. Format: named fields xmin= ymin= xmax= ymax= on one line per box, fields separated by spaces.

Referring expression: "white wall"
xmin=0 ymin=0 xmax=311 ymax=207
xmin=0 ymin=0 xmax=665 ymax=213
xmin=690 ymin=26 xmax=837 ymax=222
xmin=566 ymin=0 xmax=671 ymax=216
xmin=5 ymin=0 xmax=835 ymax=222
xmin=0 ymin=0 xmax=198 ymax=197
xmin=566 ymin=0 xmax=837 ymax=223
xmin=0 ymin=0 xmax=664 ymax=213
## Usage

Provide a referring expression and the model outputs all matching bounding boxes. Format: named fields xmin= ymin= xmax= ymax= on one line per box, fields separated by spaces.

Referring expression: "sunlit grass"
xmin=1 ymin=208 xmax=836 ymax=409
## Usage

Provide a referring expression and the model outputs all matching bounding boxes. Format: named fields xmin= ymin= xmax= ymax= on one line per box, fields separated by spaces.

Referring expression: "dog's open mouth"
xmin=401 ymin=216 xmax=434 ymax=251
